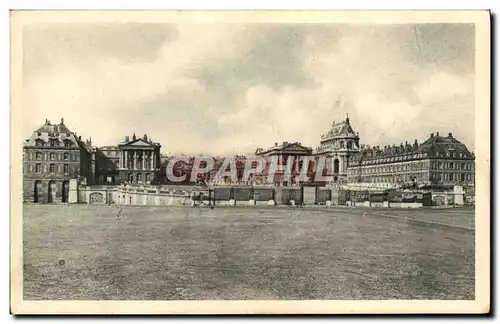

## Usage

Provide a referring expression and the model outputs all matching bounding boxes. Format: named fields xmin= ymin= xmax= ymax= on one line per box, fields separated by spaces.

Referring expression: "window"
xmin=28 ymin=164 xmax=33 ymax=172
xmin=146 ymin=174 xmax=151 ymax=182
xmin=438 ymin=173 xmax=442 ymax=181
xmin=64 ymin=140 xmax=72 ymax=148
xmin=35 ymin=163 xmax=41 ymax=173
xmin=449 ymin=173 xmax=454 ymax=181
xmin=467 ymin=174 xmax=471 ymax=181
xmin=49 ymin=164 xmax=55 ymax=173
xmin=137 ymin=173 xmax=142 ymax=182
xmin=50 ymin=139 xmax=59 ymax=147
xmin=438 ymin=162 xmax=442 ymax=169
xmin=50 ymin=153 xmax=55 ymax=160
xmin=63 ymin=164 xmax=68 ymax=174
xmin=449 ymin=162 xmax=454 ymax=169
xmin=35 ymin=139 xmax=44 ymax=147
xmin=63 ymin=153 xmax=69 ymax=160
xmin=36 ymin=152 xmax=43 ymax=160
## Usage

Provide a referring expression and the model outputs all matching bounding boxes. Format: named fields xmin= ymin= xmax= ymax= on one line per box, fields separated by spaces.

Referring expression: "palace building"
xmin=346 ymin=131 xmax=475 ymax=188
xmin=117 ymin=134 xmax=161 ymax=184
xmin=94 ymin=146 xmax=120 ymax=184
xmin=314 ymin=115 xmax=361 ymax=184
xmin=255 ymin=141 xmax=313 ymax=186
xmin=23 ymin=118 xmax=94 ymax=203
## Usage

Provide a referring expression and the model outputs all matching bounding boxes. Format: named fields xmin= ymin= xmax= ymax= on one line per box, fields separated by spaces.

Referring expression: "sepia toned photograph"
xmin=10 ymin=10 xmax=490 ymax=314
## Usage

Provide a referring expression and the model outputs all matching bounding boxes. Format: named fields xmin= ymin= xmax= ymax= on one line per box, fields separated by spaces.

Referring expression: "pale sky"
xmin=21 ymin=23 xmax=475 ymax=155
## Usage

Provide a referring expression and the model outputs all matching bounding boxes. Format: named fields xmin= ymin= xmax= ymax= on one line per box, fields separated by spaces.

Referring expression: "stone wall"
xmin=69 ymin=184 xmax=470 ymax=209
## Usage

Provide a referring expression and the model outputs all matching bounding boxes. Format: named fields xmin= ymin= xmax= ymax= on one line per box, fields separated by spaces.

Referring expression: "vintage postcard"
xmin=10 ymin=10 xmax=490 ymax=314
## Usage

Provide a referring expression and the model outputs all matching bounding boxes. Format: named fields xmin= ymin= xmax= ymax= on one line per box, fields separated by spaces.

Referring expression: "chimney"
xmin=448 ymin=132 xmax=453 ymax=137
xmin=45 ymin=118 xmax=48 ymax=125
xmin=274 ymin=142 xmax=278 ymax=146
xmin=143 ymin=134 xmax=148 ymax=141
xmin=283 ymin=141 xmax=288 ymax=146
xmin=78 ymin=136 xmax=81 ymax=141
xmin=60 ymin=118 xmax=64 ymax=125
xmin=414 ymin=139 xmax=418 ymax=148
xmin=430 ymin=133 xmax=434 ymax=138
xmin=125 ymin=136 xmax=130 ymax=142
xmin=436 ymin=131 xmax=440 ymax=137
xmin=132 ymin=133 xmax=136 ymax=141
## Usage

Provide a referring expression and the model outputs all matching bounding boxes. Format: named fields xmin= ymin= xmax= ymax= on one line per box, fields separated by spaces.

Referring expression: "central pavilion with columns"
xmin=117 ymin=133 xmax=161 ymax=184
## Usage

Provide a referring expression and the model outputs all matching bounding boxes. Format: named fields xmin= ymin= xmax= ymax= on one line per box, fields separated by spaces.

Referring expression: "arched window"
xmin=347 ymin=141 xmax=353 ymax=150
xmin=333 ymin=159 xmax=340 ymax=173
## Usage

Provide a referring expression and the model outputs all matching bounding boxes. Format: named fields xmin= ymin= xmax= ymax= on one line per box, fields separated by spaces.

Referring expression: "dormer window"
xmin=35 ymin=139 xmax=44 ymax=147
xmin=63 ymin=139 xmax=72 ymax=147
xmin=50 ymin=139 xmax=59 ymax=147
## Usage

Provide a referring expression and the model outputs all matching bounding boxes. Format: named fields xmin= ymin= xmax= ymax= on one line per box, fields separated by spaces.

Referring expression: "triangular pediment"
xmin=121 ymin=138 xmax=155 ymax=147
xmin=286 ymin=144 xmax=309 ymax=151
xmin=281 ymin=143 xmax=312 ymax=153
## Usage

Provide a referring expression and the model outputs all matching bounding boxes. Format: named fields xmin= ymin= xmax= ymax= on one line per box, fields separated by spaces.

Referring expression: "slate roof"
xmin=320 ymin=117 xmax=359 ymax=143
xmin=348 ymin=132 xmax=474 ymax=166
xmin=24 ymin=119 xmax=90 ymax=152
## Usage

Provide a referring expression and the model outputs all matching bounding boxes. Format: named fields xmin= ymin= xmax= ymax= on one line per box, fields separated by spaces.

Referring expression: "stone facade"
xmin=346 ymin=132 xmax=475 ymax=189
xmin=315 ymin=115 xmax=361 ymax=184
xmin=23 ymin=118 xmax=94 ymax=203
xmin=95 ymin=146 xmax=120 ymax=184
xmin=255 ymin=141 xmax=313 ymax=186
xmin=117 ymin=134 xmax=162 ymax=184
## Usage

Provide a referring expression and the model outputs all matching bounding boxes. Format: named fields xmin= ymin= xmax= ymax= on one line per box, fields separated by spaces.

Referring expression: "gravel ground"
xmin=23 ymin=204 xmax=475 ymax=300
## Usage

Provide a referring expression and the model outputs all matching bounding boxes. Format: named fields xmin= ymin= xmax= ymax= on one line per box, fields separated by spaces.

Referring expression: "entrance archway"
xmin=34 ymin=180 xmax=42 ymax=203
xmin=48 ymin=180 xmax=56 ymax=203
xmin=62 ymin=180 xmax=69 ymax=203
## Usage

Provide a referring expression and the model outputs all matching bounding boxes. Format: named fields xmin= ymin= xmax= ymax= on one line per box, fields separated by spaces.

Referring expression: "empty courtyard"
xmin=23 ymin=205 xmax=475 ymax=300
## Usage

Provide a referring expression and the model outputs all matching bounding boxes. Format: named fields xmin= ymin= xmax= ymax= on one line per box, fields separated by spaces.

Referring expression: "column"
xmin=133 ymin=150 xmax=137 ymax=170
xmin=121 ymin=151 xmax=125 ymax=168
xmin=151 ymin=151 xmax=155 ymax=170
xmin=124 ymin=150 xmax=128 ymax=169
